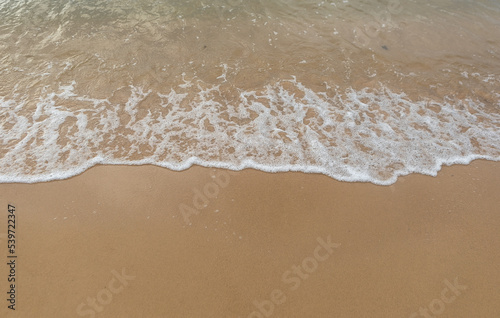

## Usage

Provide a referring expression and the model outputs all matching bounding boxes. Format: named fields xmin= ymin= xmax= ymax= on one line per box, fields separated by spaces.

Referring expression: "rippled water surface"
xmin=1 ymin=0 xmax=499 ymax=183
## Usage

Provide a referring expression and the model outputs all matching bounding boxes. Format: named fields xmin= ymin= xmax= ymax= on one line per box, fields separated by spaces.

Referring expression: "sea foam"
xmin=1 ymin=77 xmax=499 ymax=184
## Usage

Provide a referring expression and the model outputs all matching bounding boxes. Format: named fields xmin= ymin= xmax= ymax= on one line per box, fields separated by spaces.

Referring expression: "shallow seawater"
xmin=0 ymin=0 xmax=499 ymax=184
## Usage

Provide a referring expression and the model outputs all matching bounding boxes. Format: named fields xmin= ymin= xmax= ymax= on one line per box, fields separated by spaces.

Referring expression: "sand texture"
xmin=0 ymin=160 xmax=499 ymax=317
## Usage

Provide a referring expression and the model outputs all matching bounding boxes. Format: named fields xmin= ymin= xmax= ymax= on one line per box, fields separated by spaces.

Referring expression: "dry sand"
xmin=0 ymin=160 xmax=499 ymax=317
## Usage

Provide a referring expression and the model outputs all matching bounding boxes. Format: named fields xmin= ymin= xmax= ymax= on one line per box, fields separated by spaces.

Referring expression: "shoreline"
xmin=0 ymin=160 xmax=499 ymax=317
xmin=1 ymin=156 xmax=500 ymax=185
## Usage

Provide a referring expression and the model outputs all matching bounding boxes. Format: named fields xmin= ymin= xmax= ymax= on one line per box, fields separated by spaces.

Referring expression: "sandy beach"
xmin=1 ymin=1 xmax=500 ymax=317
xmin=1 ymin=160 xmax=499 ymax=317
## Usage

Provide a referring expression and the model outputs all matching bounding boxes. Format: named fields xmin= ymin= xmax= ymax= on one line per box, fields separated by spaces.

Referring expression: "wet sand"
xmin=0 ymin=160 xmax=499 ymax=317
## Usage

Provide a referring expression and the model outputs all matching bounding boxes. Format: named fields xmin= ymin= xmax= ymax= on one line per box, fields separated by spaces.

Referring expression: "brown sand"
xmin=0 ymin=160 xmax=499 ymax=317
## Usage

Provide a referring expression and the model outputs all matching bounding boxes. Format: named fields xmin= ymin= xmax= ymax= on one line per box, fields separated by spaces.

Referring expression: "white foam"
xmin=0 ymin=78 xmax=499 ymax=184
